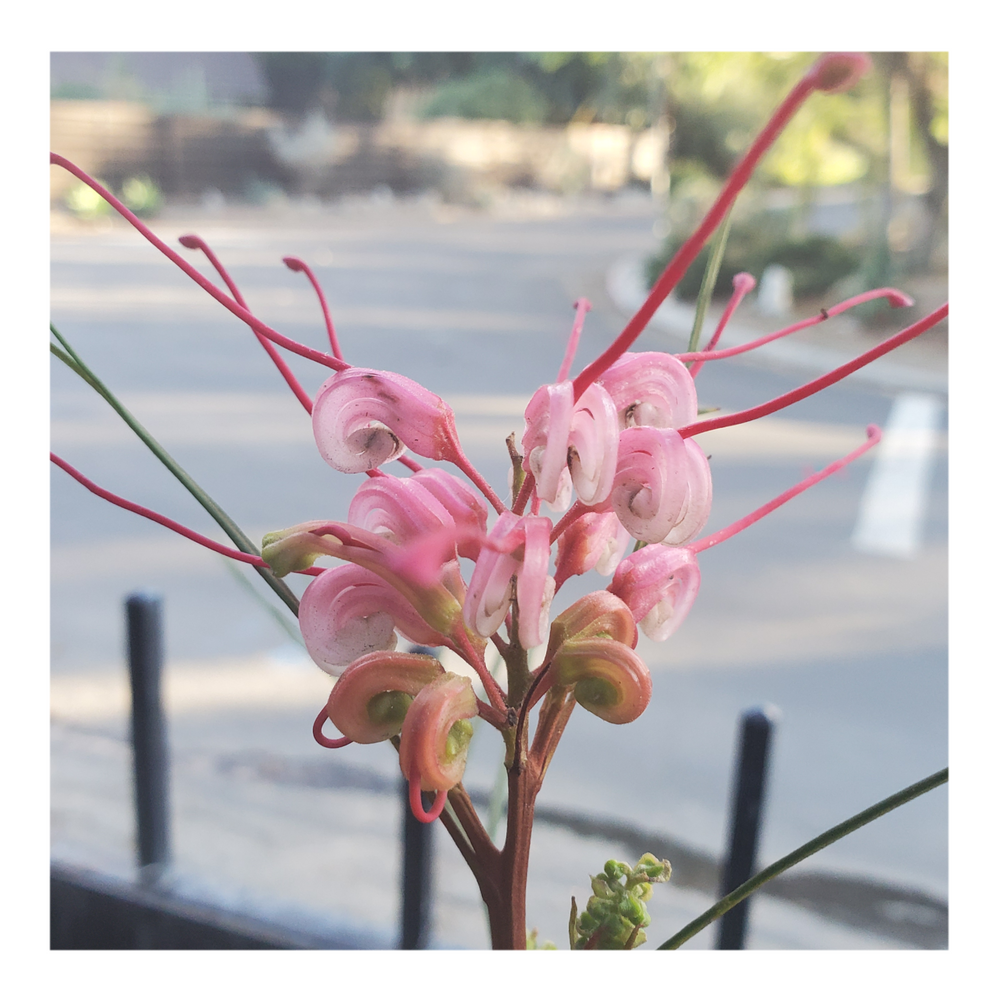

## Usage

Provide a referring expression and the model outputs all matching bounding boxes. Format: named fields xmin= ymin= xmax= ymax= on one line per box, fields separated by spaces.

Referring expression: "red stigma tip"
xmin=866 ymin=424 xmax=882 ymax=442
xmin=809 ymin=53 xmax=871 ymax=93
xmin=886 ymin=291 xmax=916 ymax=309
xmin=178 ymin=234 xmax=202 ymax=249
xmin=733 ymin=272 xmax=757 ymax=294
xmin=283 ymin=256 xmax=307 ymax=272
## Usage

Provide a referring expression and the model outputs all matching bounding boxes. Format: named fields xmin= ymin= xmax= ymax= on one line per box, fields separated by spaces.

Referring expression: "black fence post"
xmin=400 ymin=781 xmax=433 ymax=949
xmin=399 ymin=644 xmax=437 ymax=949
xmin=716 ymin=705 xmax=779 ymax=950
xmin=125 ymin=592 xmax=171 ymax=883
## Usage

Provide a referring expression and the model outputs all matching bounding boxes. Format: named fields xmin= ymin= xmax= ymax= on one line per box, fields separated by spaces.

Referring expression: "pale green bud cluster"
xmin=569 ymin=853 xmax=671 ymax=950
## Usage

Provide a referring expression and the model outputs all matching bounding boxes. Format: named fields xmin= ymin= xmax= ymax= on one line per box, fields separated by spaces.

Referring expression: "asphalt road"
xmin=49 ymin=190 xmax=948 ymax=948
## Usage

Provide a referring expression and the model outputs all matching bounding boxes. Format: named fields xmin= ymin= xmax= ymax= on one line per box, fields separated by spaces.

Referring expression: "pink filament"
xmin=52 ymin=452 xmax=267 ymax=567
xmin=408 ymin=773 xmax=448 ymax=823
xmin=283 ymin=256 xmax=344 ymax=361
xmin=688 ymin=273 xmax=756 ymax=378
xmin=571 ymin=62 xmax=837 ymax=400
xmin=690 ymin=425 xmax=882 ymax=554
xmin=179 ymin=235 xmax=315 ymax=413
xmin=312 ymin=706 xmax=353 ymax=748
xmin=50 ymin=154 xmax=349 ymax=374
xmin=556 ymin=298 xmax=592 ymax=382
xmin=679 ymin=303 xmax=948 ymax=439
xmin=676 ymin=288 xmax=915 ymax=366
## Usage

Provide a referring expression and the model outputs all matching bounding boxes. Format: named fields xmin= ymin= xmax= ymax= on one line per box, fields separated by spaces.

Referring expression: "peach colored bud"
xmin=549 ymin=637 xmax=652 ymax=724
xmin=325 ymin=651 xmax=444 ymax=744
xmin=398 ymin=672 xmax=478 ymax=791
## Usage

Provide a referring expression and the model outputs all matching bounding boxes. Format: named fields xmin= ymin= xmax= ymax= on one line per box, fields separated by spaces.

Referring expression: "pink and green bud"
xmin=398 ymin=672 xmax=478 ymax=793
xmin=608 ymin=545 xmax=701 ymax=641
xmin=312 ymin=368 xmax=463 ymax=473
xmin=261 ymin=520 xmax=344 ymax=576
xmin=298 ymin=564 xmax=447 ymax=675
xmin=547 ymin=637 xmax=652 ymax=724
xmin=324 ymin=650 xmax=444 ymax=744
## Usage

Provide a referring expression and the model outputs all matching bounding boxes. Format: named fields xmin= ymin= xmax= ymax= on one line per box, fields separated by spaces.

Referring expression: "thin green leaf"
xmin=657 ymin=767 xmax=948 ymax=949
xmin=686 ymin=205 xmax=735 ymax=356
xmin=50 ymin=324 xmax=300 ymax=615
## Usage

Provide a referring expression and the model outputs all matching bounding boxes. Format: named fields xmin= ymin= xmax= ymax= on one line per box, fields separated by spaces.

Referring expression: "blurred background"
xmin=50 ymin=52 xmax=947 ymax=949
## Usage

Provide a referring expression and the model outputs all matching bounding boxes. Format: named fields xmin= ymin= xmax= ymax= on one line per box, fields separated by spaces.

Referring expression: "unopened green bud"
xmin=604 ymin=859 xmax=628 ymax=881
xmin=619 ymin=894 xmax=649 ymax=927
xmin=590 ymin=875 xmax=616 ymax=899
xmin=578 ymin=909 xmax=598 ymax=933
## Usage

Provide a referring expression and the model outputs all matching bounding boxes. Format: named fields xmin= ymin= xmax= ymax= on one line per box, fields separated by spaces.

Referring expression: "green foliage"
xmin=420 ymin=67 xmax=549 ymax=123
xmin=646 ymin=214 xmax=861 ymax=302
xmin=569 ymin=853 xmax=671 ymax=949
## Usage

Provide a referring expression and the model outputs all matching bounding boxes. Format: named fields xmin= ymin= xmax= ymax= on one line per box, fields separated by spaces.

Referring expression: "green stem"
xmin=657 ymin=766 xmax=948 ymax=950
xmin=50 ymin=324 xmax=301 ymax=616
xmin=686 ymin=205 xmax=734 ymax=356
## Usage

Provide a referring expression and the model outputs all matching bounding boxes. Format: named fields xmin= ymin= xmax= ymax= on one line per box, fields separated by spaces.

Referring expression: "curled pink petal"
xmin=398 ymin=672 xmax=478 ymax=794
xmin=566 ymin=383 xmax=619 ymax=506
xmin=523 ymin=382 xmax=574 ymax=503
xmin=610 ymin=426 xmax=692 ymax=543
xmin=608 ymin=545 xmax=701 ymax=641
xmin=349 ymin=474 xmax=455 ymax=547
xmin=514 ymin=516 xmax=556 ymax=649
xmin=463 ymin=512 xmax=522 ymax=638
xmin=662 ymin=439 xmax=713 ymax=546
xmin=325 ymin=650 xmax=444 ymax=744
xmin=598 ymin=352 xmax=699 ymax=431
xmin=312 ymin=368 xmax=462 ymax=473
xmin=410 ymin=468 xmax=489 ymax=559
xmin=299 ymin=564 xmax=447 ymax=675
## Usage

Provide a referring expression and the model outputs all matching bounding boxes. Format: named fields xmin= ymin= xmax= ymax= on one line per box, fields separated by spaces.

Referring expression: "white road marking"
xmin=852 ymin=393 xmax=945 ymax=558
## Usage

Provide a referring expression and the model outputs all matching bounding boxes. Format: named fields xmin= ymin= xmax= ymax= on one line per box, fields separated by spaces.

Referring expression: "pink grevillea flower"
xmin=463 ymin=512 xmax=555 ymax=648
xmin=398 ymin=672 xmax=479 ymax=822
xmin=597 ymin=352 xmax=699 ymax=431
xmin=324 ymin=650 xmax=445 ymax=744
xmin=608 ymin=426 xmax=712 ymax=545
xmin=521 ymin=380 xmax=619 ymax=506
xmin=554 ymin=510 xmax=630 ymax=589
xmin=298 ymin=564 xmax=448 ymax=675
xmin=546 ymin=638 xmax=653 ymax=724
xmin=608 ymin=545 xmax=702 ymax=642
xmin=312 ymin=368 xmax=465 ymax=473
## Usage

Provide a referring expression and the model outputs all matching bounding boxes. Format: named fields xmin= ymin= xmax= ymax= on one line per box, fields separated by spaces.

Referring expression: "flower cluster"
xmin=50 ymin=52 xmax=947 ymax=863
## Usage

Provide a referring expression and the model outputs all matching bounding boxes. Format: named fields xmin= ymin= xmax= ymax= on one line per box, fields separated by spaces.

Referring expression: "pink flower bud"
xmin=398 ymin=672 xmax=478 ymax=792
xmin=598 ymin=352 xmax=699 ymax=431
xmin=324 ymin=650 xmax=444 ymax=744
xmin=299 ymin=564 xmax=448 ymax=675
xmin=522 ymin=381 xmax=618 ymax=506
xmin=312 ymin=368 xmax=462 ymax=473
xmin=348 ymin=474 xmax=455 ymax=546
xmin=554 ymin=510 xmax=630 ymax=588
xmin=608 ymin=545 xmax=701 ymax=641
xmin=610 ymin=426 xmax=689 ymax=543
xmin=410 ymin=468 xmax=489 ymax=560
